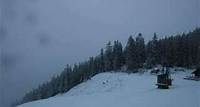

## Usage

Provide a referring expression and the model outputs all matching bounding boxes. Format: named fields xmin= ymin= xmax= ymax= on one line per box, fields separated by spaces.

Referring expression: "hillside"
xmin=18 ymin=69 xmax=200 ymax=107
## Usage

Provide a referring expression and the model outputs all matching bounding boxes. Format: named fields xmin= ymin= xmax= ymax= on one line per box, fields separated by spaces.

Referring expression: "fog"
xmin=0 ymin=0 xmax=199 ymax=106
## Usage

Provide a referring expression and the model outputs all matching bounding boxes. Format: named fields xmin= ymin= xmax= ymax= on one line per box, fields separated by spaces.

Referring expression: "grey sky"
xmin=0 ymin=0 xmax=199 ymax=107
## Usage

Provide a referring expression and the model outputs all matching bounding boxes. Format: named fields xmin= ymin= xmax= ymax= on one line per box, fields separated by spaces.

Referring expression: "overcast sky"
xmin=0 ymin=0 xmax=200 ymax=106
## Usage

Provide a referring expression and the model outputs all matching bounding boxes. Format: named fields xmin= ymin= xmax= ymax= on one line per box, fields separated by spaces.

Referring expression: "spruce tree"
xmin=113 ymin=40 xmax=124 ymax=70
xmin=104 ymin=41 xmax=113 ymax=71
xmin=197 ymin=44 xmax=200 ymax=67
xmin=125 ymin=36 xmax=137 ymax=71
xmin=146 ymin=33 xmax=160 ymax=67
xmin=135 ymin=33 xmax=145 ymax=68
xmin=100 ymin=48 xmax=105 ymax=72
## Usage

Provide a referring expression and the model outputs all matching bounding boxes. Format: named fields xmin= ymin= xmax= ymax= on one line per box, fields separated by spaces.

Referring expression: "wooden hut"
xmin=156 ymin=74 xmax=168 ymax=89
xmin=156 ymin=68 xmax=172 ymax=89
xmin=184 ymin=68 xmax=200 ymax=81
xmin=192 ymin=68 xmax=200 ymax=77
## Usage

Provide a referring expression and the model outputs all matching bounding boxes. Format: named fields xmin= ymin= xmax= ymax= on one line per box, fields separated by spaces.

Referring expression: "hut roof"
xmin=192 ymin=68 xmax=200 ymax=75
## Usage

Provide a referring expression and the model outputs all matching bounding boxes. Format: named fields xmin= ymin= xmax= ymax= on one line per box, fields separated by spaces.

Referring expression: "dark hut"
xmin=156 ymin=74 xmax=169 ymax=89
xmin=192 ymin=68 xmax=200 ymax=77
xmin=156 ymin=67 xmax=172 ymax=89
xmin=184 ymin=68 xmax=200 ymax=81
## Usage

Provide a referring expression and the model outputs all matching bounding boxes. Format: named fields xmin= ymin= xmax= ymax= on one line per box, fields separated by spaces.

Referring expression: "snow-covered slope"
xmin=18 ymin=70 xmax=200 ymax=107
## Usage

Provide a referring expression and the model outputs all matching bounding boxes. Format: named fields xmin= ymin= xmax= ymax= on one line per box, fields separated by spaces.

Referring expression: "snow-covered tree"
xmin=135 ymin=33 xmax=145 ymax=68
xmin=104 ymin=41 xmax=113 ymax=71
xmin=113 ymin=40 xmax=124 ymax=70
xmin=124 ymin=36 xmax=137 ymax=71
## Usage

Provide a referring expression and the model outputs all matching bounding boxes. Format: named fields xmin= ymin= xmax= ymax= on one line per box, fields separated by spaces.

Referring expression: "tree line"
xmin=15 ymin=28 xmax=200 ymax=106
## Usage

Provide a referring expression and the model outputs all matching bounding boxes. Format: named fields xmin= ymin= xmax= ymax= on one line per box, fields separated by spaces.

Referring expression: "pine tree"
xmin=146 ymin=33 xmax=160 ymax=67
xmin=135 ymin=33 xmax=145 ymax=68
xmin=104 ymin=41 xmax=113 ymax=71
xmin=197 ymin=44 xmax=200 ymax=67
xmin=63 ymin=65 xmax=71 ymax=91
xmin=89 ymin=57 xmax=95 ymax=76
xmin=100 ymin=48 xmax=105 ymax=72
xmin=125 ymin=36 xmax=137 ymax=71
xmin=113 ymin=40 xmax=124 ymax=70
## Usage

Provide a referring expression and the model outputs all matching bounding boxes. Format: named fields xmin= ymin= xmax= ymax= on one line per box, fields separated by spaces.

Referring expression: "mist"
xmin=0 ymin=0 xmax=199 ymax=107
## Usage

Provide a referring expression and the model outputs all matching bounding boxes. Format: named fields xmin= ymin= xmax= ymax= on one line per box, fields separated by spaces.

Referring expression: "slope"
xmin=18 ymin=70 xmax=200 ymax=107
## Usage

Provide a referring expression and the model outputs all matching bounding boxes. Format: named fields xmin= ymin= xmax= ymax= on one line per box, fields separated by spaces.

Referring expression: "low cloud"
xmin=0 ymin=26 xmax=7 ymax=41
xmin=0 ymin=52 xmax=19 ymax=72
xmin=36 ymin=32 xmax=51 ymax=46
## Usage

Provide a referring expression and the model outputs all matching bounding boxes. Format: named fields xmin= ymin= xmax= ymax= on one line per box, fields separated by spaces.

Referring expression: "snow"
xmin=18 ymin=70 xmax=200 ymax=107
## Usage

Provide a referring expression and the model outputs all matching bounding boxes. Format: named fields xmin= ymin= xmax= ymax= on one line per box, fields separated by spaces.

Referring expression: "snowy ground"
xmin=18 ymin=69 xmax=200 ymax=107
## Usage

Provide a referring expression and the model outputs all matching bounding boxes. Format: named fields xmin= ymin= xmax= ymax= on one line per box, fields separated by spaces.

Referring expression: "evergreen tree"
xmin=113 ymin=40 xmax=124 ymax=70
xmin=124 ymin=36 xmax=137 ymax=71
xmin=89 ymin=57 xmax=95 ymax=76
xmin=64 ymin=65 xmax=71 ymax=91
xmin=197 ymin=44 xmax=200 ymax=67
xmin=146 ymin=33 xmax=160 ymax=67
xmin=135 ymin=33 xmax=145 ymax=68
xmin=100 ymin=48 xmax=105 ymax=72
xmin=104 ymin=41 xmax=113 ymax=71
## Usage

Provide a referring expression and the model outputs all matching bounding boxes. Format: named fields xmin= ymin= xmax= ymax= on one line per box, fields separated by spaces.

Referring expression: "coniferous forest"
xmin=17 ymin=28 xmax=200 ymax=105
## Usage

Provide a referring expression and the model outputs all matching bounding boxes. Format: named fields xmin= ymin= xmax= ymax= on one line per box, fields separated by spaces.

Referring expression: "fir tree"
xmin=146 ymin=33 xmax=160 ymax=67
xmin=100 ymin=48 xmax=105 ymax=72
xmin=197 ymin=44 xmax=200 ymax=67
xmin=124 ymin=36 xmax=137 ymax=71
xmin=135 ymin=33 xmax=145 ymax=68
xmin=113 ymin=40 xmax=124 ymax=70
xmin=104 ymin=41 xmax=113 ymax=71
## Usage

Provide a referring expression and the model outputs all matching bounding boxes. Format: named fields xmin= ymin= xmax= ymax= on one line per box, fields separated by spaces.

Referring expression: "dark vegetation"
xmin=15 ymin=28 xmax=200 ymax=106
